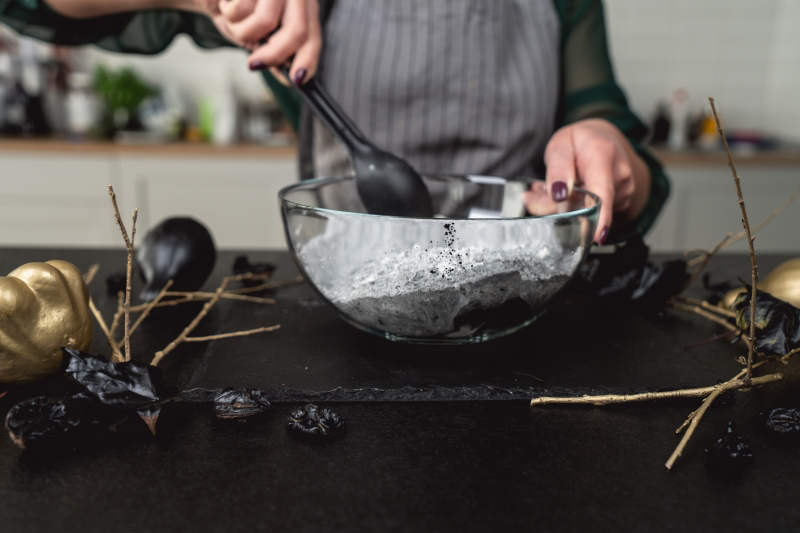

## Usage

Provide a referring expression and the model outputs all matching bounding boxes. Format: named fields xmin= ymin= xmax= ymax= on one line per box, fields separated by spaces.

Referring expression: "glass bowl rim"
xmin=279 ymin=175 xmax=601 ymax=222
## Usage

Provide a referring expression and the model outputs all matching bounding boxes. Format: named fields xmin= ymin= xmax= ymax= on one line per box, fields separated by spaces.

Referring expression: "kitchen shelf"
xmin=0 ymin=138 xmax=297 ymax=158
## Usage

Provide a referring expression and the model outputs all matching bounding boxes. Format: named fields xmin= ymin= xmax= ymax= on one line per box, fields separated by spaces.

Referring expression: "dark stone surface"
xmin=1 ymin=247 xmax=800 ymax=532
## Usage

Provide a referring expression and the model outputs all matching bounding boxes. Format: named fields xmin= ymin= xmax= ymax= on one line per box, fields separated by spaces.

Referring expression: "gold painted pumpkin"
xmin=722 ymin=258 xmax=800 ymax=309
xmin=0 ymin=261 xmax=93 ymax=384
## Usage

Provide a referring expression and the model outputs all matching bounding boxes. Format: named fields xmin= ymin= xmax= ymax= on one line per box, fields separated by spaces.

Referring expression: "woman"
xmin=0 ymin=0 xmax=669 ymax=244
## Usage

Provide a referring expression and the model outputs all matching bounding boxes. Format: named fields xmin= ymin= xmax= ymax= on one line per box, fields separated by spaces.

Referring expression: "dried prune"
xmin=5 ymin=396 xmax=97 ymax=451
xmin=705 ymin=421 xmax=753 ymax=475
xmin=232 ymin=255 xmax=276 ymax=287
xmin=766 ymin=408 xmax=800 ymax=437
xmin=105 ymin=272 xmax=127 ymax=295
xmin=213 ymin=388 xmax=270 ymax=420
xmin=287 ymin=403 xmax=345 ymax=440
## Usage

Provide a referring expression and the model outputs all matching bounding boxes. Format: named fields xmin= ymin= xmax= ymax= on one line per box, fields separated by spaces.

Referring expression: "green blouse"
xmin=0 ymin=0 xmax=669 ymax=244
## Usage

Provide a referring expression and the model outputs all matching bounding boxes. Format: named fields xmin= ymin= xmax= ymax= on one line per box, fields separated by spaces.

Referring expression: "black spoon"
xmin=280 ymin=66 xmax=434 ymax=218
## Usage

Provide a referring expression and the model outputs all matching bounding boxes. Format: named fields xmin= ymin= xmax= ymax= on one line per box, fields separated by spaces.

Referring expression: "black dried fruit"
xmin=766 ymin=408 xmax=800 ymax=437
xmin=733 ymin=290 xmax=800 ymax=356
xmin=287 ymin=403 xmax=345 ymax=440
xmin=705 ymin=421 xmax=753 ymax=475
xmin=105 ymin=272 xmax=127 ymax=295
xmin=232 ymin=255 xmax=276 ymax=287
xmin=213 ymin=388 xmax=270 ymax=419
xmin=62 ymin=348 xmax=177 ymax=411
xmin=5 ymin=396 xmax=96 ymax=451
xmin=135 ymin=217 xmax=216 ymax=302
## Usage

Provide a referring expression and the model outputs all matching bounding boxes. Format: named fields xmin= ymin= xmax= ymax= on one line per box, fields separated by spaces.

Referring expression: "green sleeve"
xmin=554 ymin=0 xmax=670 ymax=244
xmin=0 ymin=0 xmax=303 ymax=128
xmin=0 ymin=0 xmax=230 ymax=52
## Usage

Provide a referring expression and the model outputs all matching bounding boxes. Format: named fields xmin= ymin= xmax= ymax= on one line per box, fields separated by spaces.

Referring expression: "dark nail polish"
xmin=249 ymin=61 xmax=267 ymax=71
xmin=293 ymin=68 xmax=308 ymax=85
xmin=551 ymin=181 xmax=568 ymax=202
xmin=597 ymin=225 xmax=609 ymax=245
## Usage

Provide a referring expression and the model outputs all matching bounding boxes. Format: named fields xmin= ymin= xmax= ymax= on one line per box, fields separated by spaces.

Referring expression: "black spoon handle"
xmin=278 ymin=66 xmax=370 ymax=155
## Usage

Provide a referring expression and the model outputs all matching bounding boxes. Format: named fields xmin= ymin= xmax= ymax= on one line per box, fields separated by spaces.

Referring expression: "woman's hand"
xmin=524 ymin=119 xmax=651 ymax=245
xmin=200 ymin=0 xmax=322 ymax=84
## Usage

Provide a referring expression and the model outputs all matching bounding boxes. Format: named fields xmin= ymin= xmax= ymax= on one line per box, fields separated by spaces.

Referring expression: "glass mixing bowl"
xmin=279 ymin=175 xmax=600 ymax=344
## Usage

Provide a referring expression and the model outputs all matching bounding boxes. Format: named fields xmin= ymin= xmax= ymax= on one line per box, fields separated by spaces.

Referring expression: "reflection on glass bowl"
xmin=279 ymin=175 xmax=600 ymax=344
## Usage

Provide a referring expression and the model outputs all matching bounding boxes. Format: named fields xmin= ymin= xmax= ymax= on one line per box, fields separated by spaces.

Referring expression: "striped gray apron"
xmin=305 ymin=0 xmax=560 ymax=181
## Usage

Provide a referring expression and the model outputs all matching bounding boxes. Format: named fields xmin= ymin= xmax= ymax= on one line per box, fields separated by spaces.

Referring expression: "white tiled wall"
xmin=605 ymin=0 xmax=800 ymax=141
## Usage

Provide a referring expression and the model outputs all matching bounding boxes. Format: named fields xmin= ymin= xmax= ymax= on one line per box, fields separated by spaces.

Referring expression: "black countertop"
xmin=1 ymin=248 xmax=799 ymax=533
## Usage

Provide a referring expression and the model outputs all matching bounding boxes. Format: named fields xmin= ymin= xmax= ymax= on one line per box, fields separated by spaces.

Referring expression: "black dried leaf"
xmin=62 ymin=348 xmax=178 ymax=411
xmin=766 ymin=408 xmax=800 ymax=438
xmin=287 ymin=403 xmax=345 ymax=440
xmin=5 ymin=396 xmax=97 ymax=451
xmin=213 ymin=388 xmax=270 ymax=419
xmin=577 ymin=237 xmax=688 ymax=316
xmin=105 ymin=272 xmax=127 ymax=295
xmin=232 ymin=255 xmax=276 ymax=287
xmin=733 ymin=290 xmax=800 ymax=356
xmin=137 ymin=400 xmax=172 ymax=436
xmin=704 ymin=421 xmax=753 ymax=476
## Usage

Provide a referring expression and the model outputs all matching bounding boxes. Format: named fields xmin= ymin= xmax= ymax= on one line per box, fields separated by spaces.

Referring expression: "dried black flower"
xmin=232 ymin=255 xmax=276 ymax=287
xmin=286 ymin=403 xmax=345 ymax=440
xmin=733 ymin=290 xmax=800 ymax=356
xmin=704 ymin=421 xmax=753 ymax=475
xmin=213 ymin=388 xmax=270 ymax=420
xmin=5 ymin=396 xmax=97 ymax=451
xmin=105 ymin=272 xmax=127 ymax=295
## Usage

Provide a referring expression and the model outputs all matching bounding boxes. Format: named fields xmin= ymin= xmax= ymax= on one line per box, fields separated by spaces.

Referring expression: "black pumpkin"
xmin=135 ymin=217 xmax=216 ymax=301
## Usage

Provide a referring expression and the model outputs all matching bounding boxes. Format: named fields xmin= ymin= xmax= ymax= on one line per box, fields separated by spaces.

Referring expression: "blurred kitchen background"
xmin=0 ymin=0 xmax=798 ymax=252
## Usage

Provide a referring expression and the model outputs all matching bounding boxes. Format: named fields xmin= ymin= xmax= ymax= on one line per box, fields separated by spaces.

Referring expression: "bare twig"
xmin=162 ymin=291 xmax=276 ymax=305
xmin=88 ymin=297 xmax=123 ymax=362
xmin=109 ymin=292 xmax=124 ymax=342
xmin=709 ymin=98 xmax=758 ymax=381
xmin=665 ymin=372 xmax=783 ymax=469
xmin=83 ymin=264 xmax=100 ymax=285
xmin=668 ymin=301 xmax=739 ymax=333
xmin=529 ymin=373 xmax=780 ymax=406
xmin=513 ymin=371 xmax=544 ymax=382
xmin=683 ymin=330 xmax=738 ymax=352
xmin=184 ymin=324 xmax=281 ymax=342
xmin=108 ymin=185 xmax=137 ymax=362
xmin=673 ymin=296 xmax=736 ymax=318
xmin=225 ymin=276 xmax=305 ymax=295
xmin=686 ymin=233 xmax=732 ymax=285
xmin=151 ymin=277 xmax=234 ymax=367
xmin=686 ymin=186 xmax=800 ymax=268
xmin=129 ymin=280 xmax=173 ymax=336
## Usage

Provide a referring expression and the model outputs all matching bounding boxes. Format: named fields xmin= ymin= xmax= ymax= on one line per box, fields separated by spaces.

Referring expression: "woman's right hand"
xmin=197 ymin=0 xmax=322 ymax=84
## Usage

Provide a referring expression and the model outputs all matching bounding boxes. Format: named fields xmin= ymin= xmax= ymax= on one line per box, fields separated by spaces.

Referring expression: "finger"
xmin=579 ymin=151 xmax=616 ymax=245
xmin=523 ymin=184 xmax=560 ymax=217
xmin=230 ymin=0 xmax=285 ymax=45
xmin=246 ymin=0 xmax=310 ymax=73
xmin=286 ymin=0 xmax=322 ymax=83
xmin=612 ymin=157 xmax=634 ymax=212
xmin=543 ymin=128 xmax=576 ymax=204
xmin=219 ymin=0 xmax=257 ymax=24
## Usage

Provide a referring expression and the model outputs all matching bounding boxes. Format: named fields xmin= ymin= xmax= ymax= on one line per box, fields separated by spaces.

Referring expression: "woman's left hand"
xmin=523 ymin=119 xmax=651 ymax=245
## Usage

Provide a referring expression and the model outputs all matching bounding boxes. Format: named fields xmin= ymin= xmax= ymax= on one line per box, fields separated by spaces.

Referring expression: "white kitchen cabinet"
xmin=0 ymin=142 xmax=298 ymax=250
xmin=646 ymin=158 xmax=800 ymax=254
